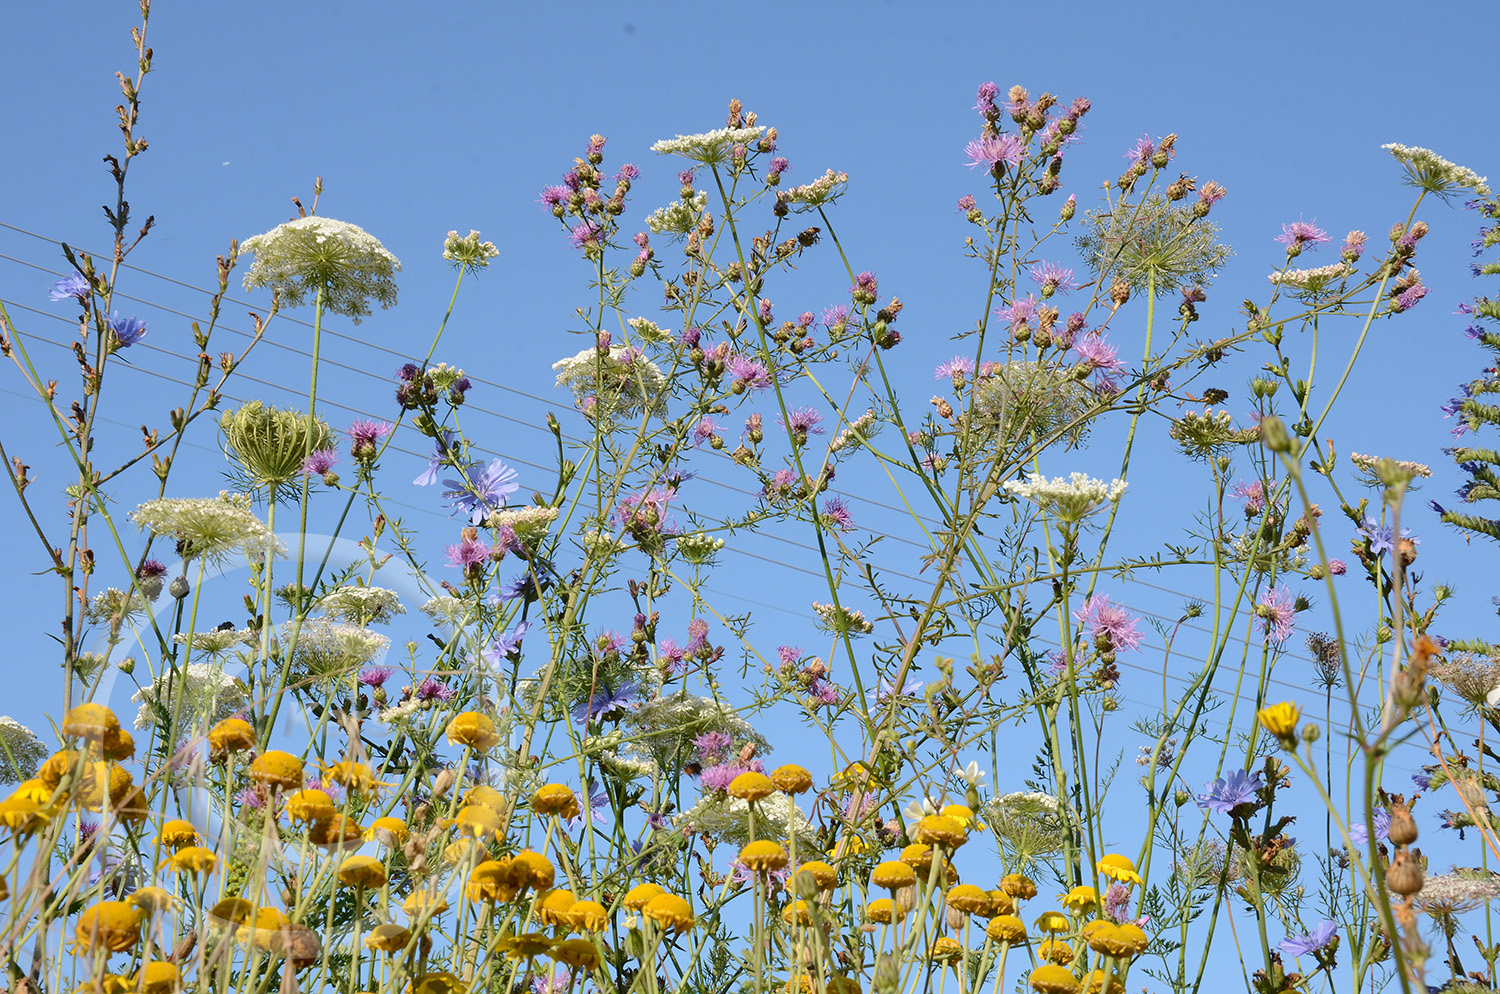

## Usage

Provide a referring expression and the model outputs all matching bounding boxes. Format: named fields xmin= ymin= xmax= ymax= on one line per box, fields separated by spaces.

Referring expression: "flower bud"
xmin=169 ymin=576 xmax=190 ymax=600
xmin=1388 ymin=802 xmax=1418 ymax=846
xmin=1385 ymin=848 xmax=1424 ymax=896
xmin=1260 ymin=415 xmax=1293 ymax=453
xmin=1301 ymin=722 xmax=1321 ymax=743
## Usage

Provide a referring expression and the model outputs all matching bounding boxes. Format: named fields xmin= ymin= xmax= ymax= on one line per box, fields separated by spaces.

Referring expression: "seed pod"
xmin=1386 ymin=848 xmax=1425 ymax=897
xmin=1388 ymin=802 xmax=1418 ymax=847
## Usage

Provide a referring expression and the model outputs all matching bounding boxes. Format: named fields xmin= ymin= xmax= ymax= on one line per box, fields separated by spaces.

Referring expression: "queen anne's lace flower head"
xmin=240 ymin=216 xmax=400 ymax=323
xmin=319 ymin=586 xmax=406 ymax=625
xmin=0 ymin=717 xmax=47 ymax=784
xmin=442 ymin=229 xmax=498 ymax=272
xmin=1267 ymin=262 xmax=1354 ymax=297
xmin=1382 ymin=144 xmax=1491 ymax=199
xmin=644 ymin=192 xmax=709 ymax=238
xmin=650 ymin=126 xmax=766 ymax=164
xmin=133 ymin=663 xmax=248 ymax=734
xmin=778 ymin=169 xmax=850 ymax=210
xmin=552 ymin=345 xmax=668 ymax=420
xmin=132 ymin=492 xmax=284 ymax=567
xmin=1003 ymin=471 xmax=1126 ymax=524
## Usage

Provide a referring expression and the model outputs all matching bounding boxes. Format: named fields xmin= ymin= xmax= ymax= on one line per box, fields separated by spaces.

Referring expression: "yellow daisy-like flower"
xmin=898 ymin=844 xmax=934 ymax=874
xmin=532 ymin=783 xmax=580 ymax=819
xmin=987 ymin=915 xmax=1027 ymax=944
xmin=446 ymin=711 xmax=501 ymax=752
xmin=913 ymin=814 xmax=968 ymax=849
xmin=128 ymin=888 xmax=177 ymax=916
xmin=133 ymin=962 xmax=181 ymax=994
xmin=466 ymin=785 xmax=507 ymax=810
xmin=550 ymin=937 xmax=600 ymax=970
xmin=323 ymin=760 xmax=387 ymax=796
xmin=789 ymin=861 xmax=838 ymax=893
xmin=168 ymin=846 xmax=218 ymax=875
xmin=444 ymin=837 xmax=490 ymax=867
xmin=366 ymin=816 xmax=410 ymax=847
xmin=930 ymin=936 xmax=964 ymax=961
xmin=1061 ymin=885 xmax=1097 ymax=915
xmin=871 ymin=860 xmax=916 ymax=892
xmin=450 ymin=803 xmax=502 ymax=840
xmin=157 ymin=819 xmax=199 ymax=850
xmin=410 ymin=973 xmax=468 ymax=994
xmin=1257 ymin=701 xmax=1300 ymax=739
xmin=739 ymin=840 xmax=789 ymax=874
xmin=510 ymin=850 xmax=556 ymax=892
xmin=989 ymin=889 xmax=1017 ymax=917
xmin=727 ymin=771 xmax=776 ymax=803
xmin=941 ymin=803 xmax=981 ymax=831
xmin=466 ymin=860 xmax=518 ymax=904
xmin=284 ymin=788 xmax=337 ymax=826
xmin=622 ymin=883 xmax=665 ymax=911
xmin=338 ymin=855 xmax=388 ymax=889
xmin=642 ymin=893 xmax=695 ymax=933
xmin=402 ymin=890 xmax=450 ymax=919
xmin=363 ymin=923 xmax=412 ymax=954
xmin=0 ymin=797 xmax=47 ymax=834
xmin=865 ymin=898 xmax=897 ymax=924
xmin=1002 ymin=874 xmax=1038 ymax=900
xmin=1028 ymin=964 xmax=1081 ymax=994
xmin=74 ymin=900 xmax=144 ymax=953
xmin=1037 ymin=938 xmax=1073 ymax=964
xmin=61 ymin=703 xmax=120 ymax=743
xmin=248 ymin=750 xmax=304 ymax=791
xmin=947 ymin=883 xmax=993 ymax=916
xmin=535 ymin=889 xmax=577 ymax=928
xmin=497 ymin=932 xmax=554 ymax=960
xmin=770 ymin=764 xmax=813 ymax=794
xmin=1083 ymin=921 xmax=1135 ymax=958
xmin=99 ymin=728 xmax=135 ymax=763
xmin=567 ymin=899 xmax=609 ymax=932
xmin=308 ymin=814 xmax=365 ymax=851
xmin=1034 ymin=909 xmax=1071 ymax=934
xmin=12 ymin=779 xmax=53 ymax=805
xmin=781 ymin=899 xmax=813 ymax=927
xmin=1095 ymin=854 xmax=1142 ymax=886
xmin=208 ymin=718 xmax=256 ymax=757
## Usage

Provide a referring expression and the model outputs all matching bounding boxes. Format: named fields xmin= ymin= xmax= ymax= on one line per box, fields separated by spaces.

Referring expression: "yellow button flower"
xmin=446 ymin=711 xmax=501 ymax=752
xmin=74 ymin=900 xmax=144 ymax=953
xmin=1095 ymin=854 xmax=1142 ymax=886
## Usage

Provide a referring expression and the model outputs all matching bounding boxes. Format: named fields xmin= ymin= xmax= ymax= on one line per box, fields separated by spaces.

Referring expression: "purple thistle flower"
xmin=1341 ymin=230 xmax=1367 ymax=260
xmin=692 ymin=417 xmax=722 ymax=446
xmin=614 ymin=486 xmax=674 ymax=533
xmin=810 ymin=680 xmax=841 ymax=707
xmin=1259 ymin=586 xmax=1296 ymax=644
xmin=108 ymin=313 xmax=148 ymax=347
xmin=568 ymin=221 xmax=606 ymax=251
xmin=302 ymin=448 xmax=338 ymax=477
xmin=935 ymin=356 xmax=976 ymax=380
xmin=693 ymin=731 xmax=733 ymax=764
xmin=415 ymin=678 xmax=457 ymax=703
xmin=442 ymin=458 xmax=519 ymax=525
xmin=1393 ymin=283 xmax=1428 ymax=312
xmin=1274 ymin=220 xmax=1331 ymax=250
xmin=1124 ymin=135 xmax=1156 ymax=165
xmin=965 ymin=135 xmax=1025 ymax=170
xmin=540 ymin=185 xmax=571 ymax=207
xmin=1279 ymin=921 xmax=1337 ymax=958
xmin=1196 ymin=768 xmax=1263 ymax=815
xmin=776 ymin=407 xmax=825 ymax=438
xmin=820 ymin=495 xmax=855 ymax=532
xmin=851 ymin=272 xmax=878 ymax=299
xmin=1231 ymin=479 xmax=1274 ymax=515
xmin=821 ymin=304 xmax=850 ymax=332
xmin=572 ymin=682 xmax=639 ymax=724
xmin=531 ymin=968 xmax=571 ymax=994
xmin=348 ymin=419 xmax=393 ymax=461
xmin=49 ymin=273 xmax=90 ymax=302
xmin=358 ymin=665 xmax=394 ymax=687
xmin=138 ymin=559 xmax=167 ymax=579
xmin=777 ymin=645 xmax=802 ymax=667
xmin=1328 ymin=559 xmax=1347 ymax=576
xmin=1028 ymin=261 xmax=1077 ymax=296
xmin=1073 ymin=332 xmax=1125 ymax=375
xmin=974 ymin=81 xmax=999 ymax=116
xmin=726 ymin=354 xmax=772 ymax=392
xmin=1075 ymin=595 xmax=1144 ymax=654
xmin=445 ymin=534 xmax=492 ymax=570
xmin=700 ymin=760 xmax=764 ymax=793
xmin=1001 ymin=295 xmax=1038 ymax=330
xmin=686 ymin=618 xmax=709 ymax=654
xmin=1103 ymin=883 xmax=1132 ymax=923
xmin=956 ymin=194 xmax=977 ymax=213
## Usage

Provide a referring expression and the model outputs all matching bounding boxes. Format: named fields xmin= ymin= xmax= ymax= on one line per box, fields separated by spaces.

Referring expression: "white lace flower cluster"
xmin=442 ymin=229 xmax=498 ymax=272
xmin=650 ymin=126 xmax=766 ymax=163
xmin=173 ymin=627 xmax=254 ymax=658
xmin=1003 ymin=471 xmax=1127 ymax=524
xmin=1383 ymin=144 xmax=1491 ymax=198
xmin=829 ymin=410 xmax=879 ymax=453
xmin=778 ymin=169 xmax=850 ymax=208
xmin=240 ymin=216 xmax=401 ymax=322
xmin=0 ymin=717 xmax=47 ymax=784
xmin=287 ymin=616 xmax=390 ymax=683
xmin=133 ymin=492 xmax=284 ymax=566
xmin=552 ymin=345 xmax=668 ymax=420
xmin=812 ymin=601 xmax=875 ymax=636
xmin=133 ymin=663 xmax=248 ymax=734
xmin=1267 ymin=262 xmax=1354 ymax=294
xmin=320 ymin=585 xmax=405 ymax=625
xmin=644 ymin=192 xmax=709 ymax=237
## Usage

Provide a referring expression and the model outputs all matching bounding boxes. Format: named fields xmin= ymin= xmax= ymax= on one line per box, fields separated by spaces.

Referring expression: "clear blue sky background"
xmin=1 ymin=0 xmax=1497 ymax=970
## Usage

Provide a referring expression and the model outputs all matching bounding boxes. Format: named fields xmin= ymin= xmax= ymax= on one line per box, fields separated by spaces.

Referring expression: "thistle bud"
xmin=1385 ymin=848 xmax=1424 ymax=896
xmin=1388 ymin=802 xmax=1418 ymax=846
xmin=169 ymin=576 xmax=190 ymax=600
xmin=1260 ymin=415 xmax=1293 ymax=454
xmin=1109 ymin=280 xmax=1131 ymax=309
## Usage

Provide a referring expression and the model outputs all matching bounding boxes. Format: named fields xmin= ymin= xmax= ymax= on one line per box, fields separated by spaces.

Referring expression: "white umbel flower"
xmin=1003 ymin=471 xmax=1127 ymax=524
xmin=1382 ymin=144 xmax=1491 ymax=198
xmin=644 ymin=192 xmax=709 ymax=237
xmin=133 ymin=492 xmax=284 ymax=567
xmin=319 ymin=585 xmax=405 ymax=626
xmin=241 ymin=216 xmax=400 ymax=323
xmin=650 ymin=126 xmax=765 ymax=164
xmin=0 ymin=717 xmax=47 ymax=784
xmin=133 ymin=663 xmax=248 ymax=734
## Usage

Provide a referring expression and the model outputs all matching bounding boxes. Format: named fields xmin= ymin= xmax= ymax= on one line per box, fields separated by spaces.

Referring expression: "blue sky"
xmin=1 ymin=0 xmax=1497 ymax=965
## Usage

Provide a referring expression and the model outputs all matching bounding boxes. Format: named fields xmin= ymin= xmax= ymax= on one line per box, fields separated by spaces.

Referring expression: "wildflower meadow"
xmin=2 ymin=5 xmax=1500 ymax=994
